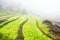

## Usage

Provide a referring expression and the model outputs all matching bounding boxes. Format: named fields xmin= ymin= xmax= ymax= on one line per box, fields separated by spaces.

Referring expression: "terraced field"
xmin=0 ymin=14 xmax=60 ymax=40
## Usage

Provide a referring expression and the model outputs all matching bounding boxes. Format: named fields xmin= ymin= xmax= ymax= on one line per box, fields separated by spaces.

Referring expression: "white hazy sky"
xmin=1 ymin=0 xmax=60 ymax=21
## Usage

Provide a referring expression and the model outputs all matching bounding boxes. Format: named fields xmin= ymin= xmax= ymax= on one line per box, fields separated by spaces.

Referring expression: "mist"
xmin=0 ymin=0 xmax=60 ymax=22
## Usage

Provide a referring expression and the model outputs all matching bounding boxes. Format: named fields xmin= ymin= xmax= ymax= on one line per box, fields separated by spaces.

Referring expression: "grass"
xmin=0 ymin=15 xmax=27 ymax=40
xmin=0 ymin=13 xmax=52 ymax=40
xmin=23 ymin=16 xmax=51 ymax=40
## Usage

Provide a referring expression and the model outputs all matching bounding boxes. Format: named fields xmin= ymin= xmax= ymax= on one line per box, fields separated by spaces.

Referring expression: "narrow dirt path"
xmin=16 ymin=19 xmax=28 ymax=40
xmin=0 ymin=17 xmax=19 ymax=28
xmin=36 ymin=20 xmax=55 ymax=40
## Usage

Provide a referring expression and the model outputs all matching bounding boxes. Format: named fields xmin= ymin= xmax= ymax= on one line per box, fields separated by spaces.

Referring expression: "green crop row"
xmin=0 ymin=15 xmax=27 ymax=40
xmin=0 ymin=15 xmax=52 ymax=40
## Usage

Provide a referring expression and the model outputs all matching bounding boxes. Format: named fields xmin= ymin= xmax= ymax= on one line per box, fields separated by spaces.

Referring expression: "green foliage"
xmin=23 ymin=17 xmax=51 ymax=40
xmin=0 ymin=13 xmax=51 ymax=40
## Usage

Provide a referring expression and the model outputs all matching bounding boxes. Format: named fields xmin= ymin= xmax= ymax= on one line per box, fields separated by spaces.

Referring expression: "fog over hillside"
xmin=0 ymin=0 xmax=60 ymax=22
